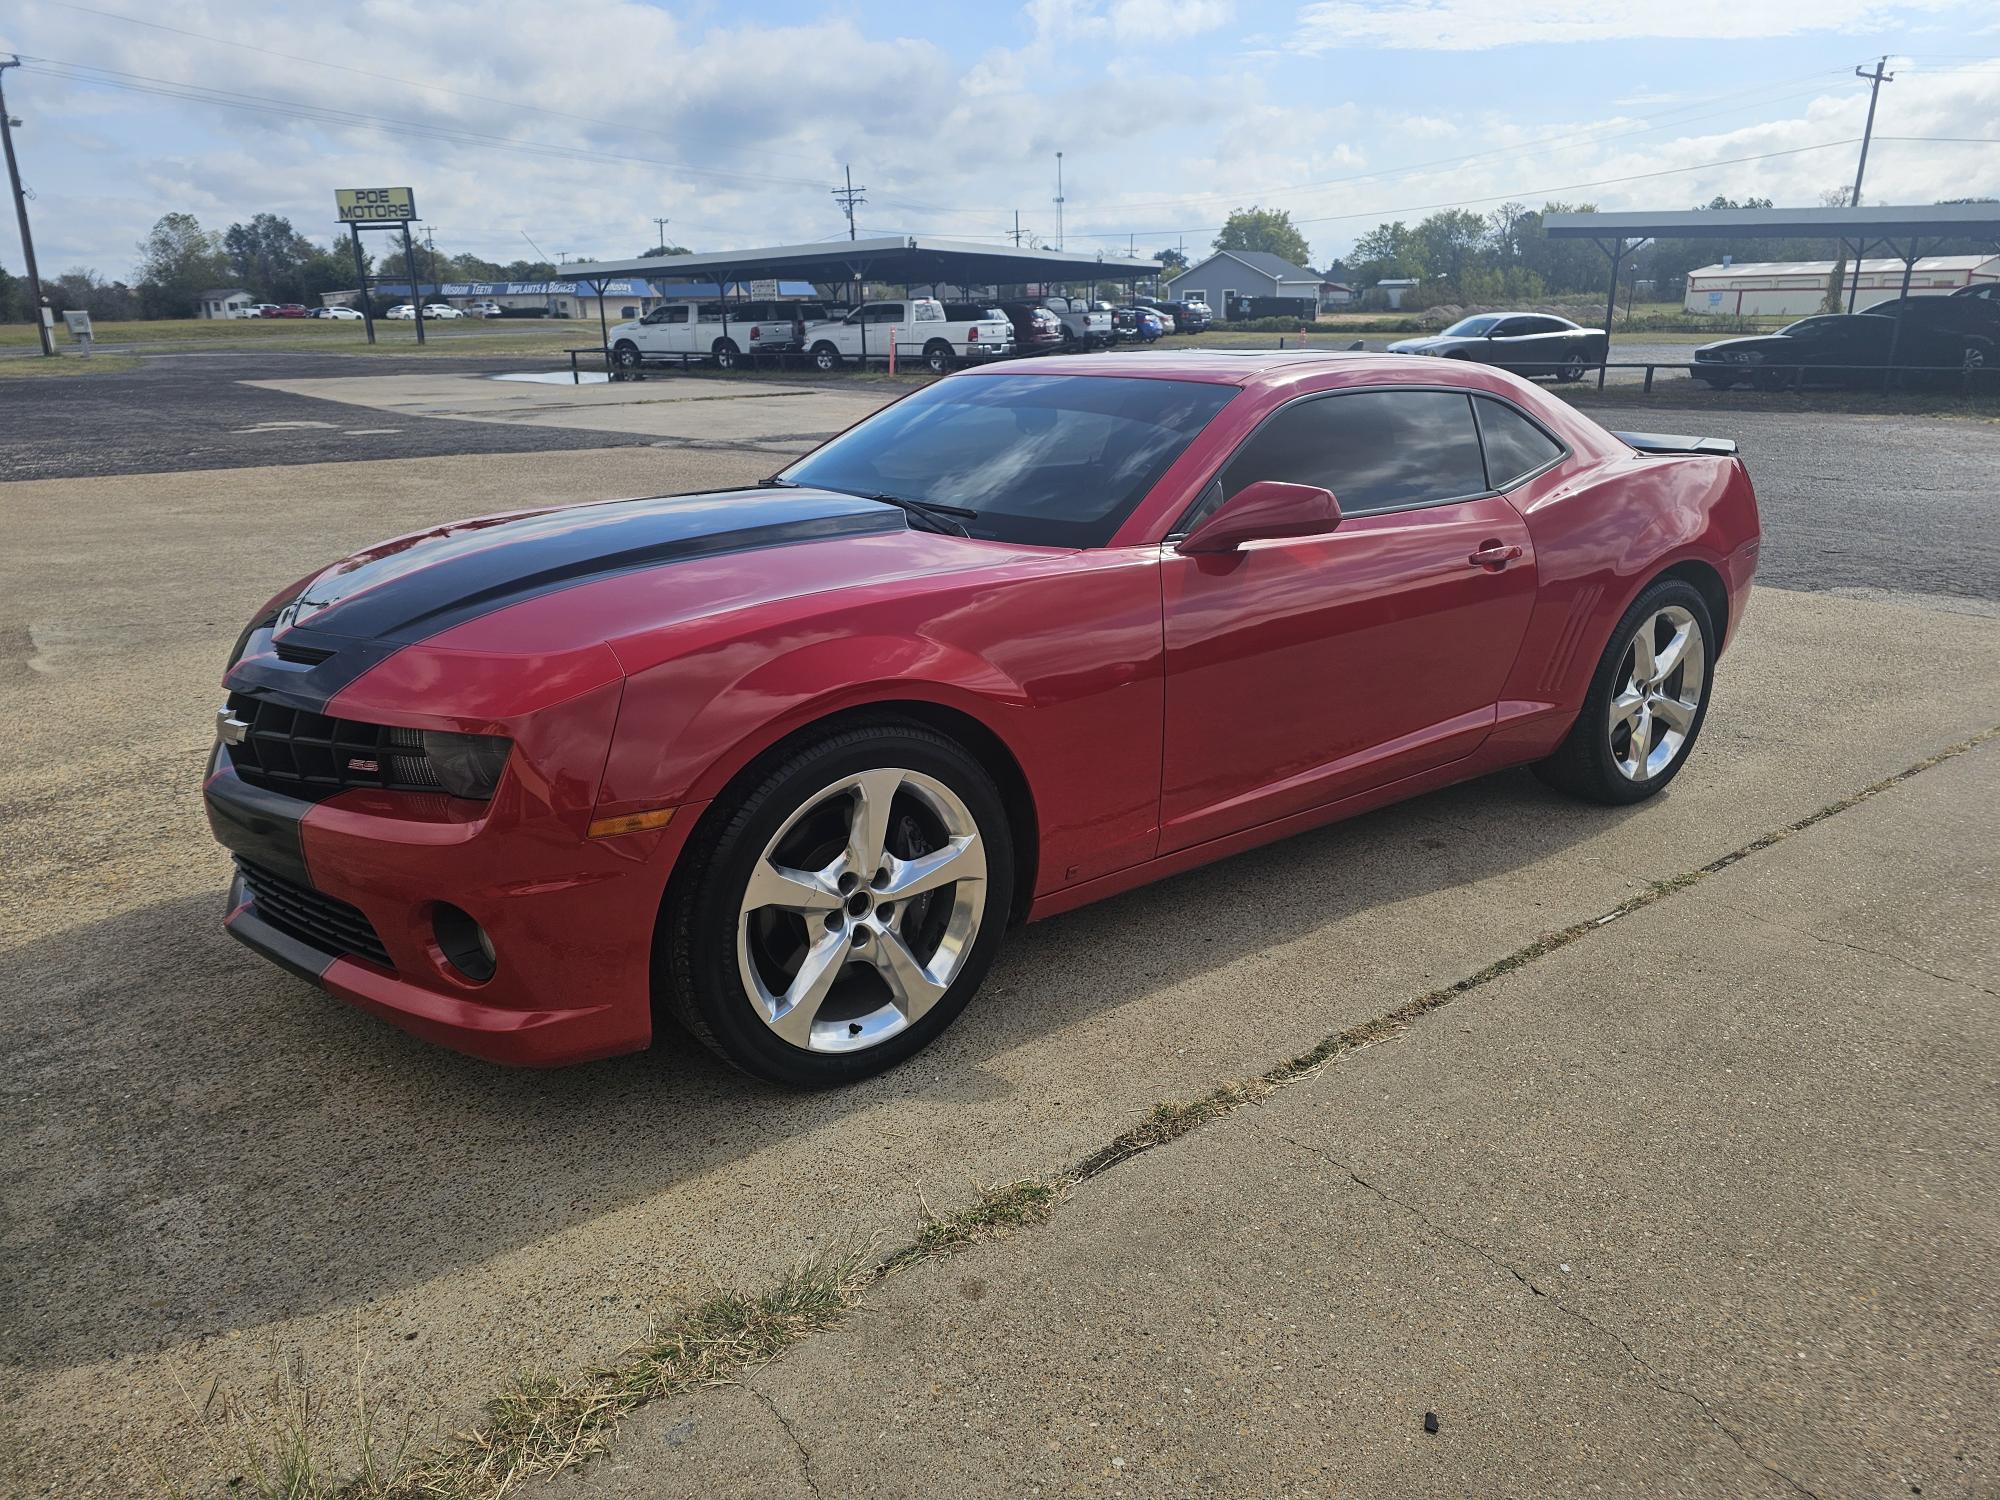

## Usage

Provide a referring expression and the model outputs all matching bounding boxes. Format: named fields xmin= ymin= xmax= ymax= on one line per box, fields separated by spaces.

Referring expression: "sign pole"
xmin=349 ymin=222 xmax=376 ymax=345
xmin=403 ymin=222 xmax=426 ymax=345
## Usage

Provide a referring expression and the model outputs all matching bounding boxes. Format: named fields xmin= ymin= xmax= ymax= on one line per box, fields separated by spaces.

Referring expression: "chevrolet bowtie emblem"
xmin=215 ymin=706 xmax=251 ymax=746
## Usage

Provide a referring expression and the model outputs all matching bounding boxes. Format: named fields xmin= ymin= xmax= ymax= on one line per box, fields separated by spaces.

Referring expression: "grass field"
xmin=0 ymin=316 xmax=588 ymax=357
xmin=0 ymin=352 xmax=144 ymax=378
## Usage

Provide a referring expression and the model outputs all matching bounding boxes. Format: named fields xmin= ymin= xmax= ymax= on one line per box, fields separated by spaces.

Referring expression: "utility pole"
xmin=423 ymin=225 xmax=440 ymax=289
xmin=1054 ymin=152 xmax=1065 ymax=251
xmin=0 ymin=57 xmax=54 ymax=356
xmin=1844 ymin=56 xmax=1895 ymax=311
xmin=1849 ymin=56 xmax=1893 ymax=209
xmin=831 ymin=165 xmax=866 ymax=241
xmin=1012 ymin=210 xmax=1021 ymax=248
xmin=652 ymin=216 xmax=670 ymax=252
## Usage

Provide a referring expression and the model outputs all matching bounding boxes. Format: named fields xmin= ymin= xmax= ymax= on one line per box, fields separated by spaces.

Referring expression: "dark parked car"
xmin=1953 ymin=283 xmax=2000 ymax=304
xmin=1387 ymin=314 xmax=1605 ymax=382
xmin=998 ymin=301 xmax=1064 ymax=352
xmin=1150 ymin=299 xmax=1211 ymax=332
xmin=1691 ymin=313 xmax=1992 ymax=389
xmin=1861 ymin=293 xmax=2000 ymax=339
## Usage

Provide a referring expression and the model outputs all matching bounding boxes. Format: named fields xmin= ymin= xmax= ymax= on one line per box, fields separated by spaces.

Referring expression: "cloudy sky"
xmin=1 ymin=0 xmax=1996 ymax=279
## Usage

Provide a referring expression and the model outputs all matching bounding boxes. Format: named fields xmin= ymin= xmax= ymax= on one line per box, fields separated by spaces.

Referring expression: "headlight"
xmin=421 ymin=731 xmax=513 ymax=799
xmin=1732 ymin=351 xmax=1764 ymax=364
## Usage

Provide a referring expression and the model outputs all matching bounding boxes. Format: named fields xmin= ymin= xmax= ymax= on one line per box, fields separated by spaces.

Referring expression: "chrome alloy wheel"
xmin=1609 ymin=604 xmax=1706 ymax=781
xmin=736 ymin=768 xmax=987 ymax=1054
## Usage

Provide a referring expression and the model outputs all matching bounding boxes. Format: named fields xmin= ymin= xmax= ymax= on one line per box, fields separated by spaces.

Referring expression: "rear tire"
xmin=924 ymin=339 xmax=955 ymax=374
xmin=712 ymin=339 xmax=741 ymax=371
xmin=660 ymin=722 xmax=1014 ymax=1087
xmin=1533 ymin=578 xmax=1715 ymax=806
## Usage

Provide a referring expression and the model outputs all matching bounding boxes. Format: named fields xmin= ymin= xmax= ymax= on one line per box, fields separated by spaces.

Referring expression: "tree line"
xmin=0 ymin=212 xmax=692 ymax=322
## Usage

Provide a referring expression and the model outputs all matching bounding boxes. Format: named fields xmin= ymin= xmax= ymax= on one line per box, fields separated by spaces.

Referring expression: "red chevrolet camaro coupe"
xmin=206 ymin=351 xmax=1760 ymax=1085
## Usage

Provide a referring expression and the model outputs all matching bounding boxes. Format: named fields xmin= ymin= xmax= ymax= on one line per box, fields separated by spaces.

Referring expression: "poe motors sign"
xmin=336 ymin=187 xmax=424 ymax=344
xmin=336 ymin=186 xmax=417 ymax=223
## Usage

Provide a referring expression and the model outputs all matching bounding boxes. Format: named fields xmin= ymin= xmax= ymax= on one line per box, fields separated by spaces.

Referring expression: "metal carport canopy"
xmin=1541 ymin=203 xmax=2000 ymax=242
xmin=1541 ymin=202 xmax=2000 ymax=386
xmin=565 ymin=235 xmax=1159 ymax=290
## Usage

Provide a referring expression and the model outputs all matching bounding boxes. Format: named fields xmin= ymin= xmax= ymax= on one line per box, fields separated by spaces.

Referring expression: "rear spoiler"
xmin=1615 ymin=430 xmax=1739 ymax=458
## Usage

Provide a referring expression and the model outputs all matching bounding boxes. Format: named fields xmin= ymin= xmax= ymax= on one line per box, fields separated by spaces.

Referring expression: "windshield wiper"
xmin=762 ymin=477 xmax=976 ymax=537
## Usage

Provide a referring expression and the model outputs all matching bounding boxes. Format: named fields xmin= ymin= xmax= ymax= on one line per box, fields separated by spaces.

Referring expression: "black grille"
xmin=235 ymin=858 xmax=394 ymax=970
xmin=224 ymin=692 xmax=441 ymax=795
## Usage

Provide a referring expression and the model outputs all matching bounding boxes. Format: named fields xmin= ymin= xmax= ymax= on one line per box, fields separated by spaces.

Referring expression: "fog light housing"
xmin=433 ymin=903 xmax=496 ymax=983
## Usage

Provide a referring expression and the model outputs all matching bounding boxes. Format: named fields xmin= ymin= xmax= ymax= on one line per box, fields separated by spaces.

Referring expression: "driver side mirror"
xmin=1177 ymin=480 xmax=1342 ymax=554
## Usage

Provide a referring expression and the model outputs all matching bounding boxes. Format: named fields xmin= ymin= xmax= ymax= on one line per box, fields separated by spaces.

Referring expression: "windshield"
xmin=1441 ymin=316 xmax=1502 ymax=336
xmin=1779 ymin=317 xmax=1836 ymax=337
xmin=779 ymin=374 xmax=1239 ymax=547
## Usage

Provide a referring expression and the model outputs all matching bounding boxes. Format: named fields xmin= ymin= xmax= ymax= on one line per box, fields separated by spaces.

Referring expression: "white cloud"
xmin=1295 ymin=0 xmax=1957 ymax=51
xmin=1028 ymin=0 xmax=1235 ymax=43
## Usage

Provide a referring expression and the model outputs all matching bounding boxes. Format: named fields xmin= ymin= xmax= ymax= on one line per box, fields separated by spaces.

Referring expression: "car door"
xmin=1158 ymin=387 xmax=1539 ymax=853
xmin=1480 ymin=318 xmax=1538 ymax=369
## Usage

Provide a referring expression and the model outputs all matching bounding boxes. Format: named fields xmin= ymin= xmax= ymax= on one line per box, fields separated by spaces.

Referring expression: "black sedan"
xmin=1692 ymin=313 xmax=1992 ymax=390
xmin=1387 ymin=313 xmax=1606 ymax=382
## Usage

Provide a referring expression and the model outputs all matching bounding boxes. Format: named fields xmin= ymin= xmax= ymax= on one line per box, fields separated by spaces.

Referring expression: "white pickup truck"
xmin=1035 ymin=296 xmax=1114 ymax=350
xmin=606 ymin=302 xmax=801 ymax=371
xmin=801 ymin=298 xmax=1012 ymax=373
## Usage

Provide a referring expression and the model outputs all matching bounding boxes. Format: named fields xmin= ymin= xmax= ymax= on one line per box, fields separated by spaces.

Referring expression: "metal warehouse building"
xmin=1685 ymin=254 xmax=2000 ymax=317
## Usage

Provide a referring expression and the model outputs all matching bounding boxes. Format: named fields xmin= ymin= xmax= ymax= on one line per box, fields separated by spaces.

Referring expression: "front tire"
xmin=660 ymin=722 xmax=1014 ymax=1087
xmin=1533 ymin=579 xmax=1715 ymax=806
xmin=810 ymin=341 xmax=843 ymax=372
xmin=611 ymin=340 xmax=642 ymax=370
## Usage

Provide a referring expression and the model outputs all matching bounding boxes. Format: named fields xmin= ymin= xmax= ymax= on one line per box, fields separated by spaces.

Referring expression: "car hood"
xmin=1385 ymin=336 xmax=1457 ymax=354
xmin=225 ymin=488 xmax=953 ymax=708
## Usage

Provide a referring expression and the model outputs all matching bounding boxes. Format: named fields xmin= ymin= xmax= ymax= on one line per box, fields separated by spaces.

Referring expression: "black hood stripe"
xmin=225 ymin=488 xmax=903 ymax=712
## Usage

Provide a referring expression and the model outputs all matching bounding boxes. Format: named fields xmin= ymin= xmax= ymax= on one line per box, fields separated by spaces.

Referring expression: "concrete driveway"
xmin=2 ymin=420 xmax=1997 ymax=1496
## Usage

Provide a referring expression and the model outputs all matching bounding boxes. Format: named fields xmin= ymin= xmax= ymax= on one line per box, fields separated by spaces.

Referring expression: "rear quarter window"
xmin=1473 ymin=397 xmax=1566 ymax=489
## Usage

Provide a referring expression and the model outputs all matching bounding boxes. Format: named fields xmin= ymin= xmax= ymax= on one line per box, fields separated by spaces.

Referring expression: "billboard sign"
xmin=336 ymin=187 xmax=418 ymax=223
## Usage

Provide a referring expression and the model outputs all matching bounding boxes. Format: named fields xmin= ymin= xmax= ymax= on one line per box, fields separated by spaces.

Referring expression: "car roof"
xmin=960 ymin=349 xmax=1481 ymax=388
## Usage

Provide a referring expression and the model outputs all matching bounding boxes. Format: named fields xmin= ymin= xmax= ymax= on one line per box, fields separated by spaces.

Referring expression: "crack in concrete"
xmin=749 ymin=1381 xmax=823 ymax=1497
xmin=1276 ymin=1132 xmax=1825 ymax=1500
xmin=1787 ymin=925 xmax=2000 ymax=1000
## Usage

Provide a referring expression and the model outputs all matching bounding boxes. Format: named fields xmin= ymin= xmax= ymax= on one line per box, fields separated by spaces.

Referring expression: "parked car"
xmin=1034 ymin=295 xmax=1113 ymax=349
xmin=206 ymin=350 xmax=1759 ymax=1084
xmin=608 ymin=301 xmax=824 ymax=370
xmin=424 ymin=304 xmax=466 ymax=320
xmin=799 ymin=299 xmax=1012 ymax=373
xmin=998 ymin=301 xmax=1065 ymax=352
xmin=1952 ymin=283 xmax=2000 ymax=304
xmin=1113 ymin=306 xmax=1165 ymax=342
xmin=467 ymin=300 xmax=505 ymax=318
xmin=248 ymin=304 xmax=282 ymax=318
xmin=1387 ymin=314 xmax=1605 ymax=382
xmin=1159 ymin=299 xmax=1211 ymax=333
xmin=384 ymin=304 xmax=418 ymax=320
xmin=1861 ymin=293 xmax=2000 ymax=339
xmin=1691 ymin=313 xmax=1992 ymax=389
xmin=1133 ymin=303 xmax=1177 ymax=335
xmin=309 ymin=306 xmax=365 ymax=321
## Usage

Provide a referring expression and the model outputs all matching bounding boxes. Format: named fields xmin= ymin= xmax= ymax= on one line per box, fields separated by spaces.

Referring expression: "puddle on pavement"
xmin=490 ymin=371 xmax=611 ymax=385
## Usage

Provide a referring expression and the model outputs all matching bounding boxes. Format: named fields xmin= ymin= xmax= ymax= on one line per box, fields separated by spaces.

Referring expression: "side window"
xmin=916 ymin=303 xmax=942 ymax=322
xmin=1220 ymin=391 xmax=1488 ymax=517
xmin=1474 ymin=397 xmax=1565 ymax=489
xmin=1490 ymin=318 xmax=1527 ymax=337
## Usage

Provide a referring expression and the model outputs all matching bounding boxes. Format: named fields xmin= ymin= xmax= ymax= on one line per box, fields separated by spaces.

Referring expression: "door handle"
xmin=1469 ymin=542 xmax=1523 ymax=569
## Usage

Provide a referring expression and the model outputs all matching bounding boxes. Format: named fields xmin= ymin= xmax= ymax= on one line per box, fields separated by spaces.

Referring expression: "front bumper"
xmin=205 ymin=756 xmax=703 ymax=1066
